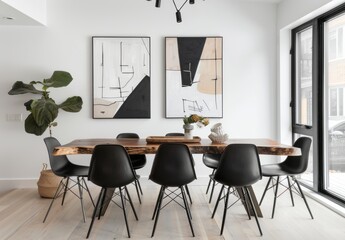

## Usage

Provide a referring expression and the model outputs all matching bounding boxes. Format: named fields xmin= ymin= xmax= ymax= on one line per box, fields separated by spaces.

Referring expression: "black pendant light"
xmin=176 ymin=10 xmax=182 ymax=23
xmin=148 ymin=0 xmax=201 ymax=23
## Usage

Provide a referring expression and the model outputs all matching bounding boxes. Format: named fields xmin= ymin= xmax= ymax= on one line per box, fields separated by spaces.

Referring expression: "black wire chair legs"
xmin=212 ymin=185 xmax=262 ymax=236
xmin=86 ymin=186 xmax=138 ymax=239
xmin=151 ymin=185 xmax=194 ymax=237
xmin=260 ymin=176 xmax=314 ymax=219
xmin=43 ymin=176 xmax=93 ymax=223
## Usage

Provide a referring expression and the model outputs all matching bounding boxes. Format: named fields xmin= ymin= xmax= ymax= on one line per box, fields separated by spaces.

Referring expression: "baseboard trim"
xmin=0 ymin=176 xmax=211 ymax=195
xmin=0 ymin=178 xmax=38 ymax=195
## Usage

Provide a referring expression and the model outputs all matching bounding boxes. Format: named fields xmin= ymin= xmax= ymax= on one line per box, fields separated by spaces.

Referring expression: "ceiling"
xmin=0 ymin=0 xmax=285 ymax=26
xmin=0 ymin=1 xmax=43 ymax=25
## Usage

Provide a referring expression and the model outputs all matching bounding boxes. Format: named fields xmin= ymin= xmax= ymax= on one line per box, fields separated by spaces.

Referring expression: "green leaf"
xmin=24 ymin=114 xmax=48 ymax=136
xmin=8 ymin=81 xmax=44 ymax=95
xmin=59 ymin=96 xmax=83 ymax=112
xmin=31 ymin=98 xmax=59 ymax=127
xmin=24 ymin=100 xmax=34 ymax=111
xmin=43 ymin=71 xmax=73 ymax=88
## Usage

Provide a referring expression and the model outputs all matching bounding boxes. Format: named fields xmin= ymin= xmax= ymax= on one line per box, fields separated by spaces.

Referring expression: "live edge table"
xmin=53 ymin=138 xmax=301 ymax=217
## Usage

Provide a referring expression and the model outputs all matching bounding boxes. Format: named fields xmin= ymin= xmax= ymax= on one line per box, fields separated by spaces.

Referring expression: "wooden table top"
xmin=53 ymin=138 xmax=301 ymax=156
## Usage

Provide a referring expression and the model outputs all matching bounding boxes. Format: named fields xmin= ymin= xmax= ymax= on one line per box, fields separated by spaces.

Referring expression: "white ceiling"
xmin=0 ymin=0 xmax=44 ymax=25
xmin=247 ymin=0 xmax=283 ymax=2
xmin=0 ymin=0 xmax=284 ymax=26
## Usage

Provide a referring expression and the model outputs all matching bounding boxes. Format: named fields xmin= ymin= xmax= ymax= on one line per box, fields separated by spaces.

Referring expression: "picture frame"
xmin=165 ymin=37 xmax=223 ymax=118
xmin=92 ymin=36 xmax=151 ymax=119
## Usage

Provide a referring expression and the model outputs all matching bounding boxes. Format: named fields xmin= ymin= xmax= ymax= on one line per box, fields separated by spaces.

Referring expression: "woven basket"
xmin=37 ymin=164 xmax=62 ymax=198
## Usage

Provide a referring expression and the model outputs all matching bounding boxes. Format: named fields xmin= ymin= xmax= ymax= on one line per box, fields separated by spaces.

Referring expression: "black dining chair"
xmin=86 ymin=144 xmax=138 ymax=238
xmin=43 ymin=137 xmax=94 ymax=223
xmin=149 ymin=143 xmax=197 ymax=237
xmin=212 ymin=144 xmax=263 ymax=236
xmin=116 ymin=133 xmax=146 ymax=204
xmin=202 ymin=153 xmax=221 ymax=203
xmin=165 ymin=132 xmax=193 ymax=204
xmin=259 ymin=137 xmax=313 ymax=219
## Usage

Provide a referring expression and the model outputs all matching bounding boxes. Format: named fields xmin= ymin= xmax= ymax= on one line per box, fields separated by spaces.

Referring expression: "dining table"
xmin=53 ymin=137 xmax=300 ymax=156
xmin=53 ymin=137 xmax=301 ymax=217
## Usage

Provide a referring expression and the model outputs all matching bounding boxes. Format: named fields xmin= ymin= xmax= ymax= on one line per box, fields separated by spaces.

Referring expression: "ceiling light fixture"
xmin=2 ymin=16 xmax=14 ymax=20
xmin=148 ymin=0 xmax=202 ymax=23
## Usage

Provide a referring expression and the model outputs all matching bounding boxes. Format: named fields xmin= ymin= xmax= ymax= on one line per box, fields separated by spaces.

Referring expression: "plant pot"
xmin=183 ymin=124 xmax=194 ymax=139
xmin=37 ymin=164 xmax=62 ymax=198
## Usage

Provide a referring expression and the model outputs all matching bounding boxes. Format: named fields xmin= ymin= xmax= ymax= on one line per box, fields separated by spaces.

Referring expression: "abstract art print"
xmin=165 ymin=37 xmax=223 ymax=118
xmin=92 ymin=37 xmax=150 ymax=118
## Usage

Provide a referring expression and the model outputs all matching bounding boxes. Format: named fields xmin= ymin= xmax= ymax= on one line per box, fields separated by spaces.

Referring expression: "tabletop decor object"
xmin=183 ymin=114 xmax=209 ymax=139
xmin=146 ymin=136 xmax=201 ymax=143
xmin=8 ymin=70 xmax=83 ymax=136
xmin=208 ymin=123 xmax=228 ymax=143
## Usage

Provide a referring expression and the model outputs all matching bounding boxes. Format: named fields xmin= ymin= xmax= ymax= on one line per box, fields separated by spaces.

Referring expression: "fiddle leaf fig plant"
xmin=8 ymin=71 xmax=83 ymax=136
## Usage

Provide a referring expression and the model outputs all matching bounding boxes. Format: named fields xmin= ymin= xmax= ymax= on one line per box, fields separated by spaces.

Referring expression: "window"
xmin=292 ymin=3 xmax=345 ymax=204
xmin=295 ymin=27 xmax=313 ymax=126
xmin=329 ymin=87 xmax=345 ymax=117
xmin=292 ymin=23 xmax=315 ymax=188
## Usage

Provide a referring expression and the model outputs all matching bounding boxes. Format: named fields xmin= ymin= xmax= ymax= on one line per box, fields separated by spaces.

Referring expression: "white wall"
xmin=0 ymin=0 xmax=277 ymax=191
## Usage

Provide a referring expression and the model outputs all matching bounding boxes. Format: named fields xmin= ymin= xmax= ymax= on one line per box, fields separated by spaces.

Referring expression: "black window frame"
xmin=291 ymin=2 xmax=345 ymax=205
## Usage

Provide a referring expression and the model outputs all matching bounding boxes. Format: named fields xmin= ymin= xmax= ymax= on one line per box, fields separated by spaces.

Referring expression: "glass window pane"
xmin=296 ymin=27 xmax=313 ymax=126
xmin=324 ymin=13 xmax=345 ymax=200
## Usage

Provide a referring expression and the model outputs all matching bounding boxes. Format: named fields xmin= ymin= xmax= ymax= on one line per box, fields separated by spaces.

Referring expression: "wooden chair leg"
xmin=185 ymin=185 xmax=193 ymax=204
xmin=220 ymin=186 xmax=230 ymax=235
xmin=272 ymin=176 xmax=280 ymax=218
xmin=61 ymin=177 xmax=69 ymax=206
xmin=82 ymin=177 xmax=95 ymax=207
xmin=212 ymin=184 xmax=224 ymax=219
xmin=209 ymin=179 xmax=216 ymax=203
xmin=181 ymin=187 xmax=195 ymax=237
xmin=77 ymin=177 xmax=86 ymax=223
xmin=295 ymin=179 xmax=314 ymax=219
xmin=206 ymin=169 xmax=215 ymax=194
xmin=124 ymin=186 xmax=138 ymax=220
xmin=287 ymin=176 xmax=295 ymax=206
xmin=245 ymin=187 xmax=263 ymax=236
xmin=119 ymin=187 xmax=131 ymax=238
xmin=134 ymin=180 xmax=142 ymax=204
xmin=240 ymin=187 xmax=252 ymax=220
xmin=43 ymin=179 xmax=65 ymax=223
xmin=86 ymin=188 xmax=105 ymax=239
xmin=151 ymin=186 xmax=165 ymax=237
xmin=259 ymin=176 xmax=272 ymax=205
xmin=152 ymin=186 xmax=164 ymax=220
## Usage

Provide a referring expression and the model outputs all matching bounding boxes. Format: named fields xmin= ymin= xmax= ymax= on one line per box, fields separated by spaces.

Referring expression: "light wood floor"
xmin=1 ymin=178 xmax=345 ymax=240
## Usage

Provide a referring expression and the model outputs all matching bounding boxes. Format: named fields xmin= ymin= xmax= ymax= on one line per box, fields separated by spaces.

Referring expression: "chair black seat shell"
xmin=86 ymin=144 xmax=138 ymax=238
xmin=116 ymin=133 xmax=146 ymax=203
xmin=259 ymin=137 xmax=313 ymax=219
xmin=43 ymin=137 xmax=94 ymax=223
xmin=149 ymin=143 xmax=196 ymax=237
xmin=212 ymin=144 xmax=263 ymax=236
xmin=202 ymin=153 xmax=221 ymax=203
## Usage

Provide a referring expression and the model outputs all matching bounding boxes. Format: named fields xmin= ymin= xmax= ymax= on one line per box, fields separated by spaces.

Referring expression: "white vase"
xmin=183 ymin=124 xmax=194 ymax=139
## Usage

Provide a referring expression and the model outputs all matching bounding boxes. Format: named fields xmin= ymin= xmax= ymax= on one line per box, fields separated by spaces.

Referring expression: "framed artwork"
xmin=165 ymin=37 xmax=223 ymax=118
xmin=92 ymin=36 xmax=151 ymax=119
